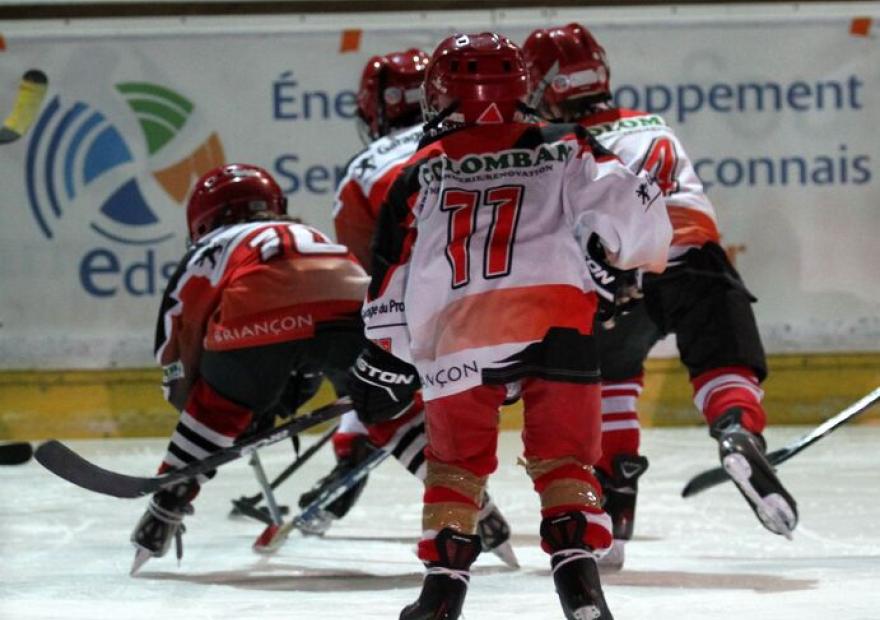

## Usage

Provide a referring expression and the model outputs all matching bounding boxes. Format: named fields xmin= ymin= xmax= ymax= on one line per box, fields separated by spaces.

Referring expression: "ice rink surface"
xmin=2 ymin=425 xmax=879 ymax=620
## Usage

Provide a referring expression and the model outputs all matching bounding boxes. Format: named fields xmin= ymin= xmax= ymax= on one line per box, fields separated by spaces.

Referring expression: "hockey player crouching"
xmin=296 ymin=47 xmax=431 ymax=533
xmin=298 ymin=47 xmax=518 ymax=567
xmin=129 ymin=164 xmax=370 ymax=574
xmin=349 ymin=33 xmax=672 ymax=620
xmin=522 ymin=23 xmax=799 ymax=557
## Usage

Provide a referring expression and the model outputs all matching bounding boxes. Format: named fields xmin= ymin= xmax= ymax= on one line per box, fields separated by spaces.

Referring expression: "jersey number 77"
xmin=440 ymin=184 xmax=524 ymax=288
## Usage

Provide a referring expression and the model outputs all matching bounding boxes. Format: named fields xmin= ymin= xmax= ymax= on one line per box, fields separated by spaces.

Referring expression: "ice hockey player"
xmin=300 ymin=48 xmax=518 ymax=567
xmin=522 ymin=22 xmax=799 ymax=561
xmin=350 ymin=32 xmax=672 ymax=619
xmin=129 ymin=163 xmax=370 ymax=574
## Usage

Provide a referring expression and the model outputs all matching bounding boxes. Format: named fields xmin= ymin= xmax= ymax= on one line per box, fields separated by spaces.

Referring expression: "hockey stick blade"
xmin=253 ymin=446 xmax=391 ymax=553
xmin=682 ymin=386 xmax=880 ymax=498
xmin=35 ymin=398 xmax=350 ymax=499
xmin=0 ymin=441 xmax=34 ymax=465
xmin=680 ymin=448 xmax=787 ymax=498
xmin=0 ymin=69 xmax=48 ymax=144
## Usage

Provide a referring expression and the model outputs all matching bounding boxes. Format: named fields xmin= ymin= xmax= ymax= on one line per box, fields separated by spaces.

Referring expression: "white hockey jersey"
xmin=363 ymin=122 xmax=672 ymax=401
xmin=579 ymin=108 xmax=719 ymax=259
xmin=333 ymin=124 xmax=423 ymax=272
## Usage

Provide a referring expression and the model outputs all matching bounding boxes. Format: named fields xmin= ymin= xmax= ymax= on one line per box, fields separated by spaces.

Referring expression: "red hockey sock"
xmin=692 ymin=366 xmax=766 ymax=433
xmin=596 ymin=376 xmax=643 ymax=475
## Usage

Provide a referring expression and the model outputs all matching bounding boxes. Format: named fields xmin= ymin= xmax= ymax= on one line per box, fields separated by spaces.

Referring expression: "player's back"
xmin=579 ymin=108 xmax=719 ymax=255
xmin=366 ymin=120 xmax=670 ymax=399
xmin=405 ymin=122 xmax=590 ymax=321
xmin=158 ymin=220 xmax=368 ymax=359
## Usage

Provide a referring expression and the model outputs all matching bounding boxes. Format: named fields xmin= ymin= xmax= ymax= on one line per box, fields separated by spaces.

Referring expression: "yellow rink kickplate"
xmin=1 ymin=353 xmax=879 ymax=440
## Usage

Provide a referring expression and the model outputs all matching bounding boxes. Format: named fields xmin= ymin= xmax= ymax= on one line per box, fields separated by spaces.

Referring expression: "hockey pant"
xmin=417 ymin=379 xmax=612 ymax=563
xmin=594 ymin=242 xmax=768 ymax=475
xmin=158 ymin=329 xmax=365 ymax=491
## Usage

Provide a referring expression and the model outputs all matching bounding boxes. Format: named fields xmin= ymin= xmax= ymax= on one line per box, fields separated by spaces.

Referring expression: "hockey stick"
xmin=34 ymin=398 xmax=350 ymax=499
xmin=682 ymin=386 xmax=880 ymax=498
xmin=0 ymin=69 xmax=48 ymax=144
xmin=247 ymin=451 xmax=285 ymax=525
xmin=253 ymin=445 xmax=392 ymax=553
xmin=230 ymin=422 xmax=339 ymax=521
xmin=0 ymin=441 xmax=34 ymax=465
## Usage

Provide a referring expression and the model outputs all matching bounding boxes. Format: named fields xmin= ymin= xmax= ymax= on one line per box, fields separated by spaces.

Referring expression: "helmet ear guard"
xmin=522 ymin=23 xmax=612 ymax=120
xmin=356 ymin=48 xmax=429 ymax=141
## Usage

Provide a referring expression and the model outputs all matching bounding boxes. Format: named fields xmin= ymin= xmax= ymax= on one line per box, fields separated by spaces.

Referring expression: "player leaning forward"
xmin=522 ymin=22 xmax=799 ymax=545
xmin=349 ymin=33 xmax=671 ymax=620
xmin=130 ymin=164 xmax=369 ymax=574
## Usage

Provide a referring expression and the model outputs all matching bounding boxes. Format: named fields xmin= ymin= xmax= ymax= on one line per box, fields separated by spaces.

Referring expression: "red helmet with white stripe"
xmin=357 ymin=48 xmax=429 ymax=141
xmin=522 ymin=23 xmax=611 ymax=117
xmin=422 ymin=32 xmax=530 ymax=126
xmin=186 ymin=164 xmax=286 ymax=242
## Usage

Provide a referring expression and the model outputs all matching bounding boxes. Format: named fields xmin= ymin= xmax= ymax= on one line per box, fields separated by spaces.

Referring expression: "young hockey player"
xmin=522 ymin=23 xmax=799 ymax=560
xmin=349 ymin=32 xmax=672 ymax=620
xmin=129 ymin=163 xmax=370 ymax=574
xmin=300 ymin=48 xmax=517 ymax=567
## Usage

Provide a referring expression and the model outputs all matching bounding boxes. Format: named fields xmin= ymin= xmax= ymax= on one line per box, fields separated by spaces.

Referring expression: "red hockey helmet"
xmin=422 ymin=32 xmax=530 ymax=126
xmin=186 ymin=164 xmax=286 ymax=242
xmin=357 ymin=48 xmax=429 ymax=141
xmin=522 ymin=23 xmax=611 ymax=114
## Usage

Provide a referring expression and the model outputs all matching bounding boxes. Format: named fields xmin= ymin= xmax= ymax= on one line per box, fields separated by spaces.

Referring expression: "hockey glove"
xmin=278 ymin=369 xmax=324 ymax=417
xmin=585 ymin=233 xmax=643 ymax=328
xmin=349 ymin=343 xmax=420 ymax=425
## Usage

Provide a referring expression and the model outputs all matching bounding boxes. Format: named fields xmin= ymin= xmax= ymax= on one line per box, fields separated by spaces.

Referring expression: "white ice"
xmin=2 ymin=427 xmax=879 ymax=620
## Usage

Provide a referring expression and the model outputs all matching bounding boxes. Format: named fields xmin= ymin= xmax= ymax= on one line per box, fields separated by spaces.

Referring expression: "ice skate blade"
xmin=490 ymin=540 xmax=520 ymax=569
xmin=130 ymin=547 xmax=153 ymax=576
xmin=597 ymin=540 xmax=624 ymax=573
xmin=722 ymin=453 xmax=795 ymax=539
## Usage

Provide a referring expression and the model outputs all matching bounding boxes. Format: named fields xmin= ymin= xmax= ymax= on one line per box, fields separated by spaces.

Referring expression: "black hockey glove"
xmin=349 ymin=343 xmax=420 ymax=425
xmin=585 ymin=232 xmax=643 ymax=328
xmin=278 ymin=369 xmax=324 ymax=417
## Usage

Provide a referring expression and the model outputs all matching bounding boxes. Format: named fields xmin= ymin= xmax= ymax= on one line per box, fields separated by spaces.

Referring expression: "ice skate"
xmin=477 ymin=493 xmax=519 ymax=568
xmin=297 ymin=435 xmax=375 ymax=534
xmin=400 ymin=529 xmax=481 ymax=620
xmin=711 ymin=408 xmax=798 ymax=538
xmin=130 ymin=480 xmax=197 ymax=575
xmin=541 ymin=512 xmax=614 ymax=620
xmin=596 ymin=454 xmax=648 ymax=541
xmin=595 ymin=454 xmax=648 ymax=571
xmin=295 ymin=507 xmax=336 ymax=537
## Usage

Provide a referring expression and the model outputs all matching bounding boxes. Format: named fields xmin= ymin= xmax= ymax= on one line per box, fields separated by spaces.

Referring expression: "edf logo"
xmin=24 ymin=81 xmax=226 ymax=297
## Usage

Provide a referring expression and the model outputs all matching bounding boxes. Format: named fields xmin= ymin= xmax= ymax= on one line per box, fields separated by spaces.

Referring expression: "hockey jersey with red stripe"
xmin=333 ymin=124 xmax=423 ymax=272
xmin=579 ymin=108 xmax=719 ymax=258
xmin=364 ymin=122 xmax=672 ymax=400
xmin=155 ymin=220 xmax=369 ymax=407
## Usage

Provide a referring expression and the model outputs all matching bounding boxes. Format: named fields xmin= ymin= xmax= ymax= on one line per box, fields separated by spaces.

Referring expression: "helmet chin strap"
xmin=516 ymin=100 xmax=544 ymax=122
xmin=422 ymin=100 xmax=460 ymax=135
xmin=375 ymin=64 xmax=389 ymax=139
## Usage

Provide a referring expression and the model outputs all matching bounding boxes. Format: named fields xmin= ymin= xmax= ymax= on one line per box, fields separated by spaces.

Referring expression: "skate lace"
xmin=147 ymin=499 xmax=188 ymax=525
xmin=551 ymin=548 xmax=597 ymax=574
xmin=142 ymin=498 xmax=190 ymax=562
xmin=426 ymin=566 xmax=471 ymax=584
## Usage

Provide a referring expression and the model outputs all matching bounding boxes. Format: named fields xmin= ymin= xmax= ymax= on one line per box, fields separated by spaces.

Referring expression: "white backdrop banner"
xmin=1 ymin=5 xmax=878 ymax=368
